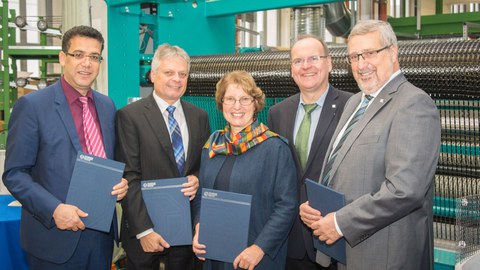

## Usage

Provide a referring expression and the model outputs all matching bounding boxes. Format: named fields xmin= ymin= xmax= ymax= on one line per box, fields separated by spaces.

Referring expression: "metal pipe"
xmin=187 ymin=39 xmax=480 ymax=99
xmin=416 ymin=0 xmax=421 ymax=31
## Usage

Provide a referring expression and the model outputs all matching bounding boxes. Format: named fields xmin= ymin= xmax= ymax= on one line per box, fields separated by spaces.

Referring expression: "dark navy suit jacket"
xmin=2 ymin=80 xmax=117 ymax=264
xmin=193 ymin=137 xmax=298 ymax=270
xmin=267 ymin=86 xmax=352 ymax=261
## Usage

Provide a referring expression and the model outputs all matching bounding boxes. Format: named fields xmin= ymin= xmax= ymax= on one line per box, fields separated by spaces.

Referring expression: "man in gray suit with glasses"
xmin=300 ymin=20 xmax=441 ymax=270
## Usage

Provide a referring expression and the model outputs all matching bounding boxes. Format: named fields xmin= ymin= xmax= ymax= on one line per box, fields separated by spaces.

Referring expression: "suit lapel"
xmin=204 ymin=154 xmax=226 ymax=188
xmin=182 ymin=100 xmax=195 ymax=175
xmin=324 ymin=93 xmax=360 ymax=186
xmin=306 ymin=86 xmax=338 ymax=169
xmin=143 ymin=95 xmax=178 ymax=170
xmin=329 ymin=74 xmax=405 ymax=185
xmin=284 ymin=94 xmax=302 ymax=169
xmin=285 ymin=95 xmax=299 ymax=143
xmin=53 ymin=82 xmax=82 ymax=153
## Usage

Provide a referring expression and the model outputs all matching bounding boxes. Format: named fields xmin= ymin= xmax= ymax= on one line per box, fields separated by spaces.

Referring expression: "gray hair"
xmin=151 ymin=43 xmax=191 ymax=73
xmin=348 ymin=20 xmax=398 ymax=47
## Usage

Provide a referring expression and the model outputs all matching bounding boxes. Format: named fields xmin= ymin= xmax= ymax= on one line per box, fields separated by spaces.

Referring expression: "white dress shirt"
xmin=136 ymin=94 xmax=190 ymax=239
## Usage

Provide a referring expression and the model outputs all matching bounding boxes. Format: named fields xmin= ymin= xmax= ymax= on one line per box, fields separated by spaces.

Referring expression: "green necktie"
xmin=295 ymin=103 xmax=318 ymax=170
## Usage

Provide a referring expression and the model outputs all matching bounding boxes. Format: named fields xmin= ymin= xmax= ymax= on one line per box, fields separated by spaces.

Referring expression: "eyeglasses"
xmin=222 ymin=96 xmax=254 ymax=106
xmin=64 ymin=52 xmax=103 ymax=63
xmin=346 ymin=45 xmax=390 ymax=64
xmin=292 ymin=55 xmax=328 ymax=67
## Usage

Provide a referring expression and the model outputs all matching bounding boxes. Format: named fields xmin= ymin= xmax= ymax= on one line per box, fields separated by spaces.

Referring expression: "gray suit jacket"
xmin=267 ymin=86 xmax=352 ymax=261
xmin=115 ymin=94 xmax=210 ymax=252
xmin=323 ymin=73 xmax=440 ymax=270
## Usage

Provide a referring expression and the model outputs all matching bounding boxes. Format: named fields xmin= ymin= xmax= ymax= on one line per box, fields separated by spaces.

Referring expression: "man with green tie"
xmin=267 ymin=35 xmax=352 ymax=270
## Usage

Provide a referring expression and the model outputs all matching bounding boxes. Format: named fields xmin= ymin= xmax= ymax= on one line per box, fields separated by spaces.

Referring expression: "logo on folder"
xmin=142 ymin=182 xmax=156 ymax=189
xmin=203 ymin=191 xmax=218 ymax=198
xmin=79 ymin=154 xmax=94 ymax=162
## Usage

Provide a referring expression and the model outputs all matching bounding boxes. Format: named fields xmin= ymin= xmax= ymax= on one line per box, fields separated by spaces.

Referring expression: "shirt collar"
xmin=299 ymin=84 xmax=330 ymax=108
xmin=152 ymin=92 xmax=182 ymax=113
xmin=61 ymin=76 xmax=93 ymax=105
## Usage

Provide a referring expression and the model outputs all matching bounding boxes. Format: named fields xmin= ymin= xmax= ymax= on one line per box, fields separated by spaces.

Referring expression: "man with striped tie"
xmin=2 ymin=26 xmax=128 ymax=270
xmin=299 ymin=20 xmax=441 ymax=270
xmin=115 ymin=44 xmax=210 ymax=270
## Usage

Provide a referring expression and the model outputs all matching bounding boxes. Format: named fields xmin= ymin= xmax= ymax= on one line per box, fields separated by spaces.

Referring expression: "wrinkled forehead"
xmin=347 ymin=31 xmax=383 ymax=53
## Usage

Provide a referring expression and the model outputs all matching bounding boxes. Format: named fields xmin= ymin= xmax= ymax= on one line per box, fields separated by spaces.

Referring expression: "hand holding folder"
xmin=305 ymin=178 xmax=347 ymax=264
xmin=141 ymin=177 xmax=192 ymax=246
xmin=197 ymin=188 xmax=252 ymax=263
xmin=66 ymin=152 xmax=125 ymax=233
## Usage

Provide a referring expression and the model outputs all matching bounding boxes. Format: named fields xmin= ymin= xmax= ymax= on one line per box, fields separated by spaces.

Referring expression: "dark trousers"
xmin=285 ymin=255 xmax=336 ymax=270
xmin=27 ymin=229 xmax=113 ymax=270
xmin=126 ymin=245 xmax=195 ymax=270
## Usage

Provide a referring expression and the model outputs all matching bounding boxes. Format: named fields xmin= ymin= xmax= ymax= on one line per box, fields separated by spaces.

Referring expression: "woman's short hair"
xmin=215 ymin=70 xmax=265 ymax=114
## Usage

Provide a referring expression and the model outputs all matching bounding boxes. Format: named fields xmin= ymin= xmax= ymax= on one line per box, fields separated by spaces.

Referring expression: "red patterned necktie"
xmin=79 ymin=96 xmax=106 ymax=158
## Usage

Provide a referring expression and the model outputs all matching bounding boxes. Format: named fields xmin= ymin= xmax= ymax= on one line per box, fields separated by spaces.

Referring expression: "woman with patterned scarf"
xmin=192 ymin=70 xmax=298 ymax=270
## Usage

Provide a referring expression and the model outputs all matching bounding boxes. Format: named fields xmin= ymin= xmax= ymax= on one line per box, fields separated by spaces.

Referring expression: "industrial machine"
xmin=0 ymin=0 xmax=61 ymax=146
xmin=185 ymin=40 xmax=480 ymax=270
xmin=1 ymin=1 xmax=479 ymax=269
xmin=104 ymin=1 xmax=480 ymax=269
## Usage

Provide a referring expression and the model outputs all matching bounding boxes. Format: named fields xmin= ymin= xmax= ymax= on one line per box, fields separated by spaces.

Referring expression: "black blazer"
xmin=115 ymin=94 xmax=210 ymax=251
xmin=267 ymin=86 xmax=352 ymax=261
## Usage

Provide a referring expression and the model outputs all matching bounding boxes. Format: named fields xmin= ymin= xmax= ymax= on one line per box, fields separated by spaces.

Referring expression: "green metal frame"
xmin=203 ymin=0 xmax=340 ymax=17
xmin=436 ymin=0 xmax=443 ymax=15
xmin=0 ymin=0 xmax=60 ymax=147
xmin=1 ymin=1 xmax=16 ymax=147
xmin=389 ymin=12 xmax=480 ymax=37
xmin=434 ymin=249 xmax=456 ymax=270
xmin=105 ymin=0 xmax=339 ymax=108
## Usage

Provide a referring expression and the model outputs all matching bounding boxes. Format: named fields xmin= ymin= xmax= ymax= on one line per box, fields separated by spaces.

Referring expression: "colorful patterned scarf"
xmin=204 ymin=120 xmax=285 ymax=158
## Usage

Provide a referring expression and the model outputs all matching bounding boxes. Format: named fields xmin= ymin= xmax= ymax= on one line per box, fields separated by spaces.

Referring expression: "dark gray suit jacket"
xmin=326 ymin=73 xmax=440 ymax=270
xmin=115 ymin=94 xmax=210 ymax=251
xmin=267 ymin=85 xmax=352 ymax=261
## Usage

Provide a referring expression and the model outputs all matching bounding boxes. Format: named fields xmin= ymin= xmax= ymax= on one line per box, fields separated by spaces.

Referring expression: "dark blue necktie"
xmin=167 ymin=106 xmax=185 ymax=175
xmin=321 ymin=95 xmax=373 ymax=185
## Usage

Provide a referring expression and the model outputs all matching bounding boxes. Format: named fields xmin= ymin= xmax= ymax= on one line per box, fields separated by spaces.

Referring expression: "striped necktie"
xmin=321 ymin=95 xmax=372 ymax=185
xmin=79 ymin=96 xmax=106 ymax=158
xmin=167 ymin=106 xmax=185 ymax=175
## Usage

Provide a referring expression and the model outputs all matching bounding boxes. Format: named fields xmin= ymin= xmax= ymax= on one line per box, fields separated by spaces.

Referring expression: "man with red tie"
xmin=2 ymin=25 xmax=128 ymax=270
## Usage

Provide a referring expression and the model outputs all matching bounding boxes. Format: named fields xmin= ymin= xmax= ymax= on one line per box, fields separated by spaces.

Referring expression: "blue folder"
xmin=198 ymin=188 xmax=252 ymax=263
xmin=305 ymin=178 xmax=346 ymax=264
xmin=141 ymin=177 xmax=192 ymax=246
xmin=66 ymin=152 xmax=125 ymax=232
